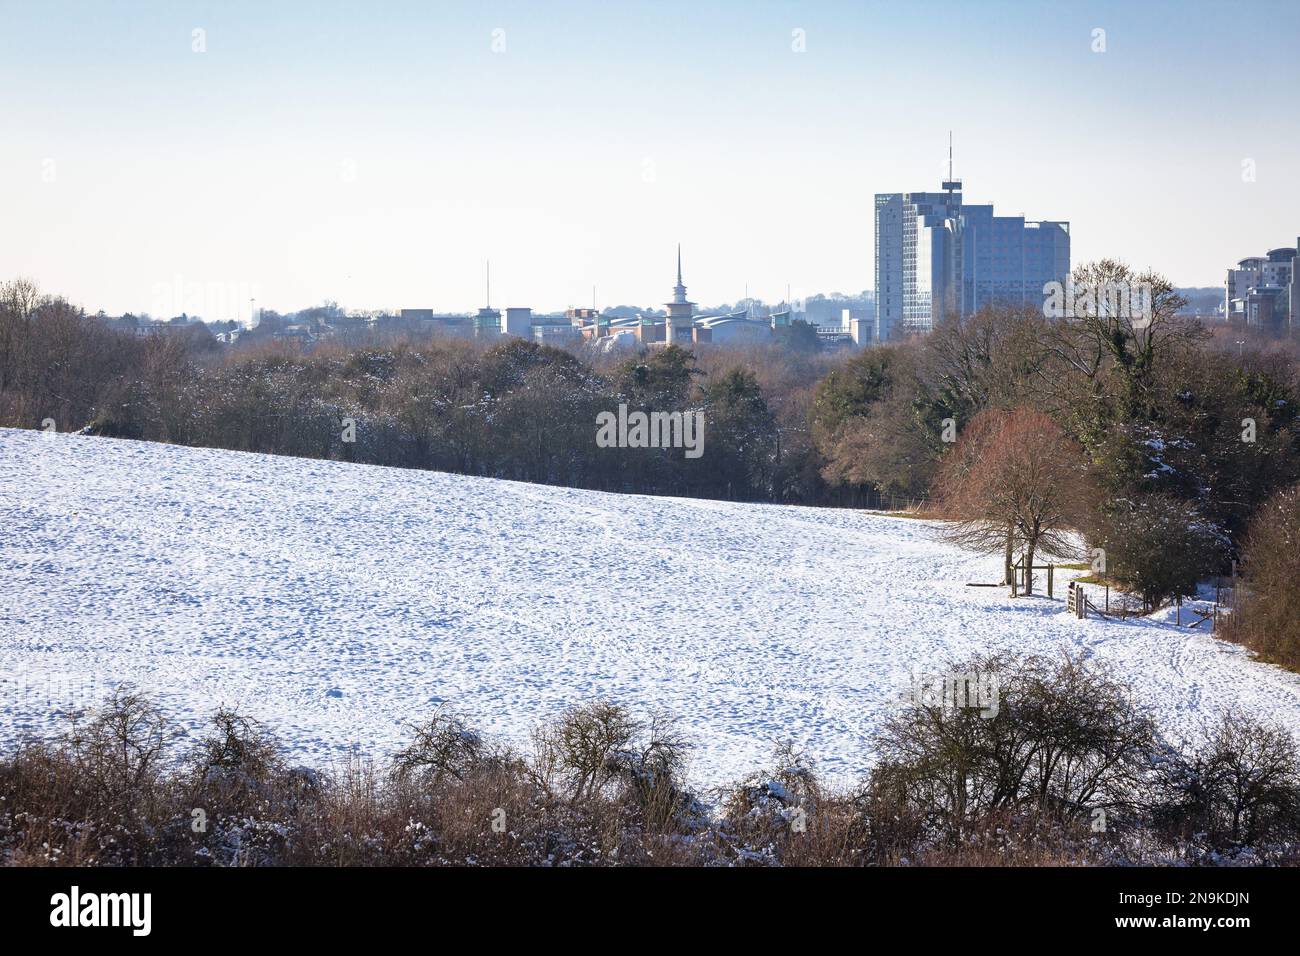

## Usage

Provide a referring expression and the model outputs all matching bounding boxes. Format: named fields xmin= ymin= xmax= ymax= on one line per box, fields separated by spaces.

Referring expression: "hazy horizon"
xmin=3 ymin=0 xmax=1298 ymax=321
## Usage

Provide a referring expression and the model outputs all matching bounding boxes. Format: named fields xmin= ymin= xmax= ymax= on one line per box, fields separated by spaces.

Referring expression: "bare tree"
xmin=934 ymin=408 xmax=1017 ymax=583
xmin=0 ymin=277 xmax=42 ymax=397
xmin=935 ymin=406 xmax=1086 ymax=593
xmin=1041 ymin=259 xmax=1200 ymax=412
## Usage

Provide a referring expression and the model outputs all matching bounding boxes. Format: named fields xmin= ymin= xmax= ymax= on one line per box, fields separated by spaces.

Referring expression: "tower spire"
xmin=943 ymin=132 xmax=961 ymax=195
xmin=665 ymin=243 xmax=693 ymax=344
xmin=671 ymin=244 xmax=688 ymax=304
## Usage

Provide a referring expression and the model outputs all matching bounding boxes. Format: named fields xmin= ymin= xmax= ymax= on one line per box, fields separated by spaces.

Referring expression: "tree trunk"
xmin=1003 ymin=525 xmax=1015 ymax=586
xmin=1024 ymin=538 xmax=1037 ymax=595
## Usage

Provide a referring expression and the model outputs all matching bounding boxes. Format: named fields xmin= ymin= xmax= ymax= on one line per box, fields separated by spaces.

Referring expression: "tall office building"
xmin=874 ymin=176 xmax=1070 ymax=342
xmin=1226 ymin=244 xmax=1297 ymax=331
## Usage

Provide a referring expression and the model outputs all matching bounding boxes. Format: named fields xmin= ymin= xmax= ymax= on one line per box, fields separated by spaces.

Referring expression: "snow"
xmin=4 ymin=427 xmax=1300 ymax=789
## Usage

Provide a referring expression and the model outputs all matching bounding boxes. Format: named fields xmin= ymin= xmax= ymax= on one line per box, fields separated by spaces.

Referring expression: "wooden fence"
xmin=1010 ymin=556 xmax=1058 ymax=598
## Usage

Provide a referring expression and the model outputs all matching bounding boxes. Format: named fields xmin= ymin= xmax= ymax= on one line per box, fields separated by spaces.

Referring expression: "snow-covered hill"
xmin=3 ymin=427 xmax=1300 ymax=788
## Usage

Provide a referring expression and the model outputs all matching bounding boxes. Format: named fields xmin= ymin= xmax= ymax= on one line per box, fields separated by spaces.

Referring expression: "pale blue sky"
xmin=2 ymin=0 xmax=1297 ymax=319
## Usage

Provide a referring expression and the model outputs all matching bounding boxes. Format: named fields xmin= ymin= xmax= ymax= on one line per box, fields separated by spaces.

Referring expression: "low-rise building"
xmin=502 ymin=307 xmax=532 ymax=337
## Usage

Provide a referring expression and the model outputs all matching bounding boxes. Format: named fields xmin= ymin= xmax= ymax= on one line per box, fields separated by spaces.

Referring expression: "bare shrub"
xmin=183 ymin=706 xmax=302 ymax=822
xmin=0 ymin=741 xmax=98 ymax=865
xmin=612 ymin=711 xmax=695 ymax=832
xmin=533 ymin=700 xmax=640 ymax=802
xmin=1003 ymin=655 xmax=1157 ymax=817
xmin=4 ymin=685 xmax=1299 ymax=867
xmin=1152 ymin=712 xmax=1300 ymax=860
xmin=390 ymin=707 xmax=486 ymax=786
xmin=63 ymin=690 xmax=179 ymax=819
xmin=865 ymin=654 xmax=1157 ymax=848
xmin=530 ymin=701 xmax=697 ymax=839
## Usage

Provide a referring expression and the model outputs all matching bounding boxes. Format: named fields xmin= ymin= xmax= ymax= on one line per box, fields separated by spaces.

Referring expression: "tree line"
xmin=1 ymin=277 xmax=827 ymax=503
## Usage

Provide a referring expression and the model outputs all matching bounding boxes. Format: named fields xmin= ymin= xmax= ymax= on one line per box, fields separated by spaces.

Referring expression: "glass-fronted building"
xmin=874 ymin=180 xmax=1070 ymax=342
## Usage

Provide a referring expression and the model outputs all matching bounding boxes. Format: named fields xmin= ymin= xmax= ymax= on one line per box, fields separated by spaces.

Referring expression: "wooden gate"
xmin=1067 ymin=581 xmax=1085 ymax=619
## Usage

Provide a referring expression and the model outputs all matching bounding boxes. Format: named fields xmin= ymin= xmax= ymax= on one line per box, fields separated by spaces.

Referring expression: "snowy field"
xmin=4 ymin=427 xmax=1300 ymax=789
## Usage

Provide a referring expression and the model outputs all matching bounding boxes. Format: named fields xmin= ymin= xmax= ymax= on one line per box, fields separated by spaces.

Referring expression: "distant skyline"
xmin=3 ymin=0 xmax=1299 ymax=320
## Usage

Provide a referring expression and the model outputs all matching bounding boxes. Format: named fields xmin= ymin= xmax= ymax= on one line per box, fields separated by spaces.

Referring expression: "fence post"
xmin=1048 ymin=563 xmax=1054 ymax=599
xmin=1068 ymin=581 xmax=1081 ymax=618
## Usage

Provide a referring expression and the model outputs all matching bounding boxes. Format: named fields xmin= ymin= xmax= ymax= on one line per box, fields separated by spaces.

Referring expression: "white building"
xmin=1226 ymin=245 xmax=1296 ymax=330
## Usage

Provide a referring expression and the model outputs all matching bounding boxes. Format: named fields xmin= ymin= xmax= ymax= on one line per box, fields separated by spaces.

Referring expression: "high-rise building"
xmin=874 ymin=175 xmax=1070 ymax=342
xmin=1226 ymin=245 xmax=1296 ymax=331
xmin=960 ymin=205 xmax=1071 ymax=318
